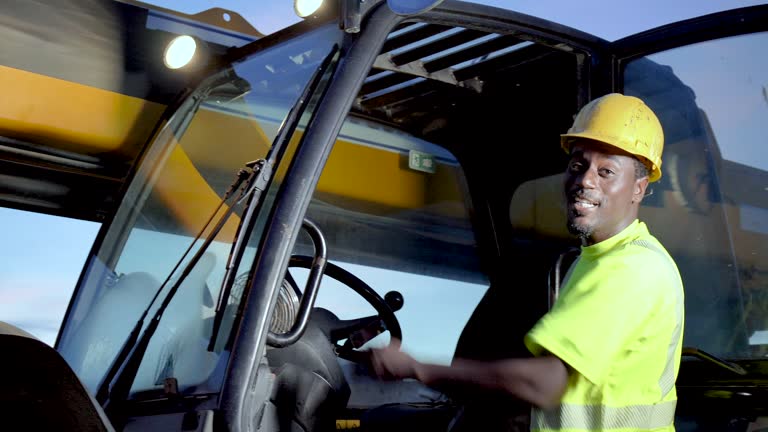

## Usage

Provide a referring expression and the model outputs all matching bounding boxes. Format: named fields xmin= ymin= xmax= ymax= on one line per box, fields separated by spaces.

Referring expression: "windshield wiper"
xmin=98 ymin=44 xmax=339 ymax=411
xmin=97 ymin=163 xmax=260 ymax=410
xmin=682 ymin=347 xmax=748 ymax=376
xmin=93 ymin=86 xmax=214 ymax=406
xmin=207 ymin=43 xmax=339 ymax=352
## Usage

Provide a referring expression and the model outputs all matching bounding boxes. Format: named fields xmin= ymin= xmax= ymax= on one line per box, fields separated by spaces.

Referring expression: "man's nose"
xmin=574 ymin=166 xmax=598 ymax=189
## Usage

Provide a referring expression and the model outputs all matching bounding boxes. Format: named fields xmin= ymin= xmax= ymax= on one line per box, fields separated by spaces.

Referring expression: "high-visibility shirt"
xmin=525 ymin=220 xmax=684 ymax=431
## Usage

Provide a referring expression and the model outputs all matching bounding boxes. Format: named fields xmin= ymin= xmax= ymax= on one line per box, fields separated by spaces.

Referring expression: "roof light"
xmin=164 ymin=35 xmax=197 ymax=70
xmin=294 ymin=0 xmax=324 ymax=18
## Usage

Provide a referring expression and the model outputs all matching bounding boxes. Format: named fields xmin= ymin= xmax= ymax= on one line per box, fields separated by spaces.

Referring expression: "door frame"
xmin=610 ymin=5 xmax=768 ymax=91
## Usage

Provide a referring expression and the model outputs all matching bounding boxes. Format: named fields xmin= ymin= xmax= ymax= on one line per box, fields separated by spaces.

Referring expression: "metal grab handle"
xmin=267 ymin=219 xmax=327 ymax=348
xmin=547 ymin=248 xmax=580 ymax=310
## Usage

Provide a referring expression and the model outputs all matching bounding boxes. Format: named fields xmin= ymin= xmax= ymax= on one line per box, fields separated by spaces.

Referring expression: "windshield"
xmin=290 ymin=116 xmax=490 ymax=366
xmin=56 ymin=24 xmax=342 ymax=398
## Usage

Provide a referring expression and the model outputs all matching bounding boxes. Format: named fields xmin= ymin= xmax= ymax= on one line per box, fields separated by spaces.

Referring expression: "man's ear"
xmin=633 ymin=177 xmax=650 ymax=204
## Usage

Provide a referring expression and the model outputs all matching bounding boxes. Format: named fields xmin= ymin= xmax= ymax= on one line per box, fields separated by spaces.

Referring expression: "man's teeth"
xmin=574 ymin=200 xmax=597 ymax=209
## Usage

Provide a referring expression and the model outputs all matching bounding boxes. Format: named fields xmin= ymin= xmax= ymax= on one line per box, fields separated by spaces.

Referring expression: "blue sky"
xmin=1 ymin=0 xmax=766 ymax=349
xmin=0 ymin=208 xmax=99 ymax=344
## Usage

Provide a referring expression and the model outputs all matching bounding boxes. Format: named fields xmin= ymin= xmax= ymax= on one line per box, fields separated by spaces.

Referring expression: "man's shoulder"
xmin=625 ymin=231 xmax=678 ymax=273
xmin=630 ymin=222 xmax=674 ymax=259
xmin=588 ymin=239 xmax=673 ymax=282
xmin=604 ymin=226 xmax=672 ymax=263
xmin=591 ymin=233 xmax=680 ymax=293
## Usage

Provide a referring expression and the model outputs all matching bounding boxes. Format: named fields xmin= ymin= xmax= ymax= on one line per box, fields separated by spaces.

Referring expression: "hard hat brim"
xmin=560 ymin=132 xmax=662 ymax=182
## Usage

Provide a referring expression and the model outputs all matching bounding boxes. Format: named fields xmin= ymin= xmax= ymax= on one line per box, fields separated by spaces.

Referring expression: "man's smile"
xmin=567 ymin=193 xmax=601 ymax=215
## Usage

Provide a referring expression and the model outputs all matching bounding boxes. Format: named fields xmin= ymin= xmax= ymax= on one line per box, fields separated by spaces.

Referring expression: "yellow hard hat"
xmin=561 ymin=93 xmax=664 ymax=182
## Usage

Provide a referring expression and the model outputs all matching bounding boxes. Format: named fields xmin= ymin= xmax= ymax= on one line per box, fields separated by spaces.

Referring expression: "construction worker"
xmin=370 ymin=93 xmax=685 ymax=431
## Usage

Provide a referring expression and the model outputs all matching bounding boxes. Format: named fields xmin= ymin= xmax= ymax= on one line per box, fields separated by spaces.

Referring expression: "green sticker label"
xmin=408 ymin=150 xmax=436 ymax=174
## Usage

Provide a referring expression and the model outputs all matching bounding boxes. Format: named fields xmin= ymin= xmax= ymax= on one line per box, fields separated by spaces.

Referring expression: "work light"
xmin=164 ymin=35 xmax=197 ymax=70
xmin=294 ymin=0 xmax=324 ymax=18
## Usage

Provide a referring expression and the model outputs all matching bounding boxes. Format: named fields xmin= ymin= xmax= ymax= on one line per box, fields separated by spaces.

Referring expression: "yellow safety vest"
xmin=525 ymin=220 xmax=684 ymax=431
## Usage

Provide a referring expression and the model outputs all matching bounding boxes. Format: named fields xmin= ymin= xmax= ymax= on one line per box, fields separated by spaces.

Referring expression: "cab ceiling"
xmin=353 ymin=21 xmax=581 ymax=139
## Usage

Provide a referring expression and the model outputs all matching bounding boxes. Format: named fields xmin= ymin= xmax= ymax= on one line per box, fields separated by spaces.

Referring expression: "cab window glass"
xmin=56 ymin=25 xmax=342 ymax=397
xmin=291 ymin=116 xmax=489 ymax=365
xmin=624 ymin=31 xmax=768 ymax=358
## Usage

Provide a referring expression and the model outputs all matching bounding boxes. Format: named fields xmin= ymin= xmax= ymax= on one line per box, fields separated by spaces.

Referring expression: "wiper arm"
xmin=682 ymin=347 xmax=748 ymax=376
xmin=207 ymin=43 xmax=340 ymax=352
xmin=98 ymin=42 xmax=340 ymax=410
xmin=94 ymin=89 xmax=214 ymax=406
xmin=97 ymin=162 xmax=260 ymax=410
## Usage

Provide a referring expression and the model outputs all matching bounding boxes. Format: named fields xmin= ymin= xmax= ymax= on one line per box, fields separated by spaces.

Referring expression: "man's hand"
xmin=369 ymin=340 xmax=568 ymax=408
xmin=369 ymin=338 xmax=419 ymax=380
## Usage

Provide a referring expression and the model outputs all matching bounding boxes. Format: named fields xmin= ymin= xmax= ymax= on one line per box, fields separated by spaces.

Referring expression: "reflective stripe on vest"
xmin=629 ymin=239 xmax=684 ymax=398
xmin=533 ymin=240 xmax=683 ymax=430
xmin=532 ymin=400 xmax=677 ymax=430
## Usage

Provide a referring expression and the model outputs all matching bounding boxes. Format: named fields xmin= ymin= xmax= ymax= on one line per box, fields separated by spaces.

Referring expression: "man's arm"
xmin=370 ymin=340 xmax=568 ymax=409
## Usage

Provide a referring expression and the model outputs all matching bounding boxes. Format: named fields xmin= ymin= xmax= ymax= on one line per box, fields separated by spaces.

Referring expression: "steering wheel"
xmin=288 ymin=255 xmax=403 ymax=363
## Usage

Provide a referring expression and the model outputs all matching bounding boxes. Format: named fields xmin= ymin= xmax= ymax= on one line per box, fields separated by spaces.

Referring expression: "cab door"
xmin=609 ymin=6 xmax=768 ymax=430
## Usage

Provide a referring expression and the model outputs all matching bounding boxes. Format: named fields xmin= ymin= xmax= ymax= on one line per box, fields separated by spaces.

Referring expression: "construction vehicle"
xmin=1 ymin=0 xmax=768 ymax=430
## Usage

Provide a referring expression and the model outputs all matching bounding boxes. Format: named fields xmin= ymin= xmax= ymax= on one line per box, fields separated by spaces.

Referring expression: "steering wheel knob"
xmin=384 ymin=291 xmax=404 ymax=312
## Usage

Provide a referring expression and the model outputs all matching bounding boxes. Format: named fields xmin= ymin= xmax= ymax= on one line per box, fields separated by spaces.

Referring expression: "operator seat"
xmin=456 ymin=173 xmax=569 ymax=360
xmin=450 ymin=174 xmax=571 ymax=431
xmin=264 ymin=309 xmax=351 ymax=432
xmin=0 ymin=321 xmax=114 ymax=431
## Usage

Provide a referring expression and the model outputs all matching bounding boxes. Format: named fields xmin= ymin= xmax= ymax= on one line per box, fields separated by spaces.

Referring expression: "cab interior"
xmin=269 ymin=19 xmax=593 ymax=431
xmin=267 ymin=16 xmax=768 ymax=431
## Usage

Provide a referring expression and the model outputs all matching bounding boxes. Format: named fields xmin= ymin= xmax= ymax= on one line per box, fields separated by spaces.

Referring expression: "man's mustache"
xmin=567 ymin=189 xmax=601 ymax=205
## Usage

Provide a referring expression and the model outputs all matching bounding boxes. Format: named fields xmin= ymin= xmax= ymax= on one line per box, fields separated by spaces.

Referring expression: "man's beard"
xmin=566 ymin=188 xmax=600 ymax=241
xmin=567 ymin=216 xmax=593 ymax=240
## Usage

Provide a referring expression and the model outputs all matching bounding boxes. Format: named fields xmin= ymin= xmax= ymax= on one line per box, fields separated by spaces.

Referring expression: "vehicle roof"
xmin=134 ymin=0 xmax=768 ymax=40
xmin=473 ymin=0 xmax=767 ymax=41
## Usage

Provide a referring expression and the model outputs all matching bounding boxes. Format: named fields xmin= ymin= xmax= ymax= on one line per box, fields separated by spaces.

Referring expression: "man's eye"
xmin=599 ymin=168 xmax=614 ymax=176
xmin=569 ymin=162 xmax=583 ymax=171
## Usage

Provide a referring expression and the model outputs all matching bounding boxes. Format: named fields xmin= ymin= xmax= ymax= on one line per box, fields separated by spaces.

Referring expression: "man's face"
xmin=564 ymin=140 xmax=648 ymax=245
